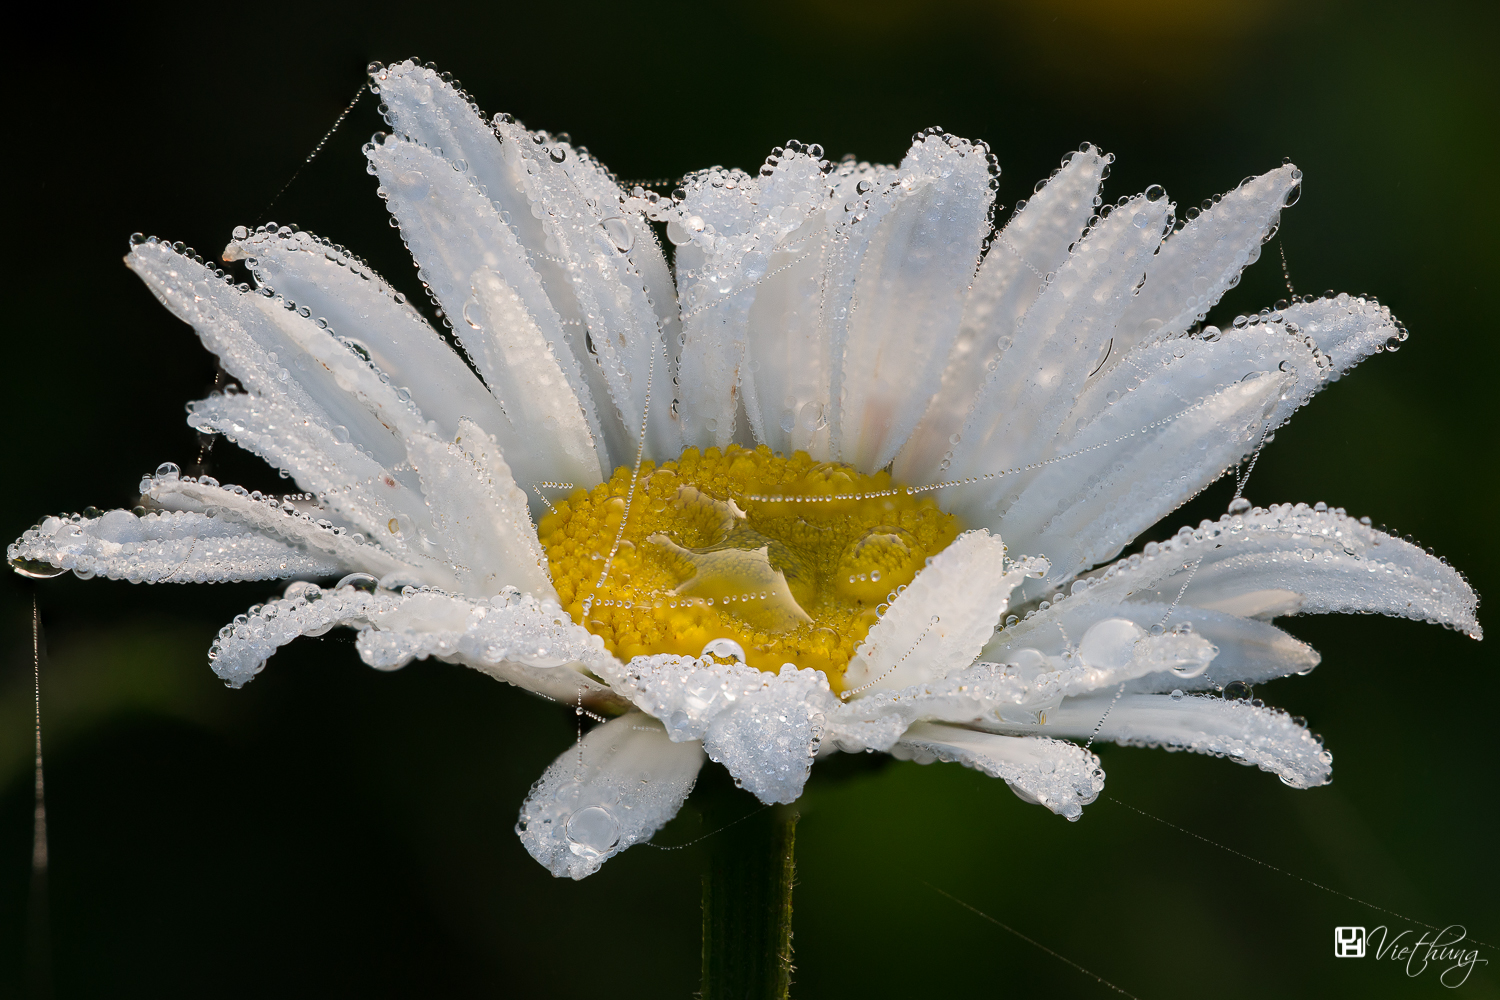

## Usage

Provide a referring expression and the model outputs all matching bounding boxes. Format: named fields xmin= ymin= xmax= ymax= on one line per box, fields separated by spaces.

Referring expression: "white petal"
xmin=209 ymin=582 xmax=402 ymax=688
xmin=669 ymin=149 xmax=832 ymax=451
xmin=222 ymin=228 xmax=515 ymax=450
xmin=365 ymin=137 xmax=608 ymax=483
xmin=599 ymin=655 xmax=836 ymax=805
xmin=143 ymin=474 xmax=434 ymax=586
xmin=185 ymin=389 xmax=431 ymax=544
xmin=487 ymin=117 xmax=674 ymax=460
xmin=127 ymin=241 xmax=420 ymax=474
xmin=986 ymin=601 xmax=1319 ymax=693
xmin=943 ymin=194 xmax=1173 ymax=505
xmin=1067 ymin=505 xmax=1481 ymax=638
xmin=354 ymin=587 xmax=623 ymax=705
xmin=831 ymin=625 xmax=1215 ymax=751
xmin=897 ymin=145 xmax=1107 ymax=483
xmin=990 ymin=692 xmax=1333 ymax=789
xmin=462 ymin=268 xmax=604 ymax=493
xmin=842 ymin=530 xmax=1027 ymax=694
xmin=1066 ymin=295 xmax=1401 ymax=466
xmin=997 ymin=371 xmax=1289 ymax=584
xmin=741 ymin=210 xmax=838 ymax=458
xmin=403 ymin=418 xmax=556 ymax=600
xmin=517 ymin=713 xmax=705 ymax=880
xmin=1281 ymin=293 xmax=1405 ymax=380
xmin=376 ymin=61 xmax=679 ymax=461
xmin=1112 ymin=165 xmax=1300 ymax=354
xmin=9 ymin=509 xmax=342 ymax=585
xmin=892 ymin=722 xmax=1104 ymax=820
xmin=836 ymin=132 xmax=995 ymax=471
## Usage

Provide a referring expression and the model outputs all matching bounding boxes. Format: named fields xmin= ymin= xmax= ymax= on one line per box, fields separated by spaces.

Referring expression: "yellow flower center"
xmin=539 ymin=444 xmax=961 ymax=690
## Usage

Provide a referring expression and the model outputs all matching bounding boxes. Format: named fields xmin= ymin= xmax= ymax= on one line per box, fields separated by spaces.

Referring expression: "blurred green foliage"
xmin=2 ymin=0 xmax=1495 ymax=995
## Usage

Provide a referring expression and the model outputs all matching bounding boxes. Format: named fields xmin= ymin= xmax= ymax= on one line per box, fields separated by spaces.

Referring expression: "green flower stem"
xmin=700 ymin=796 xmax=798 ymax=999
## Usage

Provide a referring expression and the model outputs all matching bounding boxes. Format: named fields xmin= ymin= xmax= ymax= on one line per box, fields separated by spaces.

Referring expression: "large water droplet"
xmin=1077 ymin=618 xmax=1146 ymax=671
xmin=10 ymin=557 xmax=66 ymax=579
xmin=702 ymin=637 xmax=747 ymax=663
xmin=600 ymin=216 xmax=634 ymax=253
xmin=336 ymin=572 xmax=381 ymax=593
xmin=565 ymin=805 xmax=620 ymax=859
xmin=1223 ymin=680 xmax=1252 ymax=701
xmin=155 ymin=462 xmax=181 ymax=481
xmin=462 ymin=297 xmax=484 ymax=330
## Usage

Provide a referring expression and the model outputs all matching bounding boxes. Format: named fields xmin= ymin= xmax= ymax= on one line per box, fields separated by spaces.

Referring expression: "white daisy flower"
xmin=10 ymin=59 xmax=1479 ymax=881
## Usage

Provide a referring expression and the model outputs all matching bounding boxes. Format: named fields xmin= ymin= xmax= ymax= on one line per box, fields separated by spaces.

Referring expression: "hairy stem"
xmin=700 ymin=793 xmax=797 ymax=999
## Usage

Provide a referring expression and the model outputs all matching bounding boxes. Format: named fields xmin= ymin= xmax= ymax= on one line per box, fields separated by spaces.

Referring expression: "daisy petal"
xmin=208 ymin=582 xmax=401 ymax=688
xmin=353 ymin=587 xmax=623 ymax=705
xmin=741 ymin=210 xmax=838 ymax=458
xmin=517 ymin=713 xmax=705 ymax=880
xmin=944 ymin=193 xmax=1173 ymax=504
xmin=143 ymin=474 xmax=432 ymax=586
xmin=842 ymin=530 xmax=1027 ymax=694
xmin=404 ymin=418 xmax=556 ymax=600
xmin=1113 ymin=165 xmax=1300 ymax=354
xmin=998 ymin=370 xmax=1290 ymax=583
xmin=836 ymin=132 xmax=995 ymax=471
xmin=365 ymin=137 xmax=608 ymax=483
xmin=376 ymin=61 xmax=679 ymax=461
xmin=1067 ymin=295 xmax=1401 ymax=456
xmin=222 ymin=228 xmax=514 ymax=448
xmin=127 ymin=241 xmax=421 ymax=474
xmin=828 ymin=621 xmax=1216 ymax=750
xmin=600 ymin=655 xmax=835 ymax=805
xmin=186 ymin=388 xmax=432 ymax=544
xmin=670 ymin=149 xmax=832 ymax=450
xmin=9 ymin=509 xmax=341 ymax=585
xmin=487 ymin=118 xmax=675 ymax=460
xmin=892 ymin=722 xmax=1104 ymax=820
xmin=986 ymin=602 xmax=1320 ymax=693
xmin=1072 ymin=505 xmax=1481 ymax=638
xmin=991 ymin=692 xmax=1332 ymax=789
xmin=1281 ymin=293 xmax=1405 ymax=379
xmin=898 ymin=144 xmax=1107 ymax=483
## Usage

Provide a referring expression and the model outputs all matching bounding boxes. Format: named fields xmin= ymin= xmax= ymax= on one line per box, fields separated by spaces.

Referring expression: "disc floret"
xmin=539 ymin=445 xmax=961 ymax=688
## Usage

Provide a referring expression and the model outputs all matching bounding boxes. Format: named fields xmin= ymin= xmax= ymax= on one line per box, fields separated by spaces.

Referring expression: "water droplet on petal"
xmin=600 ymin=216 xmax=634 ymax=253
xmin=336 ymin=572 xmax=381 ymax=593
xmin=564 ymin=805 xmax=620 ymax=859
xmin=702 ymin=637 xmax=747 ymax=663
xmin=10 ymin=558 xmax=66 ymax=579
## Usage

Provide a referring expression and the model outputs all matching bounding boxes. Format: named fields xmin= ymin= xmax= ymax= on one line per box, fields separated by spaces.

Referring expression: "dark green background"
xmin=3 ymin=0 xmax=1495 ymax=995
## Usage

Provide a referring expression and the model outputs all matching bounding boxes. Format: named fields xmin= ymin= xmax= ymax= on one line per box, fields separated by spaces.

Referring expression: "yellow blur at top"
xmin=538 ymin=444 xmax=961 ymax=691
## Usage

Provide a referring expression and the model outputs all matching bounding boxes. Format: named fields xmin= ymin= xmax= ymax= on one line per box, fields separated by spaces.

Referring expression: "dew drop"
xmin=10 ymin=558 xmax=66 ymax=580
xmin=336 ymin=572 xmax=381 ymax=593
xmin=600 ymin=216 xmax=635 ymax=253
xmin=564 ymin=805 xmax=620 ymax=859
xmin=702 ymin=637 xmax=747 ymax=663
